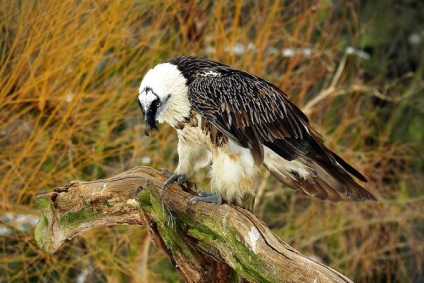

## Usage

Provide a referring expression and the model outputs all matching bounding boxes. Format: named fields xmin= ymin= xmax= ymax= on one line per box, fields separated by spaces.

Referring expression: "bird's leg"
xmin=190 ymin=191 xmax=222 ymax=205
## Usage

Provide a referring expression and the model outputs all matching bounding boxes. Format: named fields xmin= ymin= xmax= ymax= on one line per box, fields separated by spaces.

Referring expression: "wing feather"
xmin=186 ymin=64 xmax=375 ymax=201
xmin=188 ymin=67 xmax=310 ymax=160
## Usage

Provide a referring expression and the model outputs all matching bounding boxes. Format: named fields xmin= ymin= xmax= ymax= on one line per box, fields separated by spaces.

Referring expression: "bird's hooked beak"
xmin=144 ymin=121 xmax=152 ymax=136
xmin=143 ymin=107 xmax=158 ymax=136
xmin=144 ymin=120 xmax=157 ymax=136
xmin=138 ymin=98 xmax=158 ymax=136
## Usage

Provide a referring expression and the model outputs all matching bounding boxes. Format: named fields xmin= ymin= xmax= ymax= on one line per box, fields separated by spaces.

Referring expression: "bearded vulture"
xmin=138 ymin=56 xmax=376 ymax=208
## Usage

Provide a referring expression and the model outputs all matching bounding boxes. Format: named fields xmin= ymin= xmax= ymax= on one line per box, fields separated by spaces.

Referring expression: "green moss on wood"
xmin=34 ymin=214 xmax=50 ymax=248
xmin=180 ymin=211 xmax=273 ymax=282
xmin=35 ymin=197 xmax=52 ymax=210
xmin=226 ymin=228 xmax=272 ymax=283
xmin=146 ymin=185 xmax=206 ymax=266
xmin=34 ymin=198 xmax=56 ymax=253
xmin=149 ymin=186 xmax=173 ymax=225
xmin=59 ymin=207 xmax=99 ymax=227
xmin=138 ymin=188 xmax=152 ymax=209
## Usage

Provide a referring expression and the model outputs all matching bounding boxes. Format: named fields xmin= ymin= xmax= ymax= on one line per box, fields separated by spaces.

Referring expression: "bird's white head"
xmin=138 ymin=62 xmax=190 ymax=135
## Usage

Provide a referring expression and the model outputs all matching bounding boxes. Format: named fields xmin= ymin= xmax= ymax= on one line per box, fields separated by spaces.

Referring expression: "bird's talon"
xmin=164 ymin=173 xmax=187 ymax=188
xmin=177 ymin=175 xmax=187 ymax=186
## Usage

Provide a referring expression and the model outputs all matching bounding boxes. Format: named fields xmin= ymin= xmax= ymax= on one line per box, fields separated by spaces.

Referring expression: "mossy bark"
xmin=34 ymin=166 xmax=353 ymax=283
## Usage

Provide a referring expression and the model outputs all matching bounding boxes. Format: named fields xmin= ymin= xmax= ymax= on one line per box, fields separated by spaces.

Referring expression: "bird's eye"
xmin=155 ymin=101 xmax=162 ymax=107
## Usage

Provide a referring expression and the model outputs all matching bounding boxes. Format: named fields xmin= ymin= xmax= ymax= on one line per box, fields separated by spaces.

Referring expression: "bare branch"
xmin=34 ymin=166 xmax=353 ymax=283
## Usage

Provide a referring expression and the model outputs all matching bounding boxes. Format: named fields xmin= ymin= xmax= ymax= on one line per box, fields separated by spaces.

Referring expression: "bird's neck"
xmin=157 ymin=93 xmax=192 ymax=127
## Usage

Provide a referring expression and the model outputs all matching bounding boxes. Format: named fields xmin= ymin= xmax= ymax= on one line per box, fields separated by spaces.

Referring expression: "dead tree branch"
xmin=34 ymin=166 xmax=353 ymax=283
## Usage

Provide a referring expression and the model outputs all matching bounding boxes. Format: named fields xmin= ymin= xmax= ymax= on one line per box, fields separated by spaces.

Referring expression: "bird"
xmin=138 ymin=56 xmax=377 ymax=209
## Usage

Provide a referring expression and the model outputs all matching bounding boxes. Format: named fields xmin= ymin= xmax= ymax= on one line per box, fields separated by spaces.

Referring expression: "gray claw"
xmin=190 ymin=192 xmax=222 ymax=205
xmin=177 ymin=174 xmax=187 ymax=185
xmin=164 ymin=173 xmax=187 ymax=188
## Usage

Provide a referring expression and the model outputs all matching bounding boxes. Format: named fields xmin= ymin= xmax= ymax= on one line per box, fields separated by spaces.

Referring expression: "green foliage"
xmin=1 ymin=0 xmax=423 ymax=282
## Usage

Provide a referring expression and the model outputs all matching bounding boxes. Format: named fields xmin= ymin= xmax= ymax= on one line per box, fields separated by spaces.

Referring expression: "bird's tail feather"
xmin=309 ymin=154 xmax=377 ymax=201
xmin=264 ymin=150 xmax=377 ymax=202
xmin=327 ymin=150 xmax=367 ymax=182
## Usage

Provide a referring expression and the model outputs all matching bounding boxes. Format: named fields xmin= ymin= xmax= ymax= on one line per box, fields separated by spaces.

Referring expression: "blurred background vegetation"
xmin=0 ymin=0 xmax=423 ymax=282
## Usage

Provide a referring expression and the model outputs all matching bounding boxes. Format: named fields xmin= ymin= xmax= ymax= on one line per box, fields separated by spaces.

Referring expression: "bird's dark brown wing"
xmin=188 ymin=66 xmax=315 ymax=161
xmin=188 ymin=66 xmax=377 ymax=202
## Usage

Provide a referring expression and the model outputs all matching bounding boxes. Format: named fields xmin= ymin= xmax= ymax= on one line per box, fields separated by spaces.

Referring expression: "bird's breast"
xmin=177 ymin=116 xmax=216 ymax=150
xmin=176 ymin=114 xmax=241 ymax=158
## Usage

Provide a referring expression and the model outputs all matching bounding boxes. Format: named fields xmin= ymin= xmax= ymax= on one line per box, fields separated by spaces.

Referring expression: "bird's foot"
xmin=163 ymin=171 xmax=197 ymax=191
xmin=164 ymin=172 xmax=187 ymax=187
xmin=190 ymin=191 xmax=222 ymax=205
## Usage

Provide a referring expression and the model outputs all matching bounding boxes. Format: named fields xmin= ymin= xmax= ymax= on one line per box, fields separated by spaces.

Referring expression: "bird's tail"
xmin=263 ymin=147 xmax=377 ymax=202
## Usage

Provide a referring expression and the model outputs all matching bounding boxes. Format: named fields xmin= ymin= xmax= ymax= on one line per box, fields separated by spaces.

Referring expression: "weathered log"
xmin=34 ymin=166 xmax=353 ymax=283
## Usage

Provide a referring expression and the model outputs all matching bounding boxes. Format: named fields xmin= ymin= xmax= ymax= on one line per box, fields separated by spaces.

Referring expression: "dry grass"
xmin=0 ymin=1 xmax=422 ymax=282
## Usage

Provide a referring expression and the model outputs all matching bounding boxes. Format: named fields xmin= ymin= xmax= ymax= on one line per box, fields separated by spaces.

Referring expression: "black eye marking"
xmin=148 ymin=98 xmax=161 ymax=114
xmin=142 ymin=87 xmax=169 ymax=112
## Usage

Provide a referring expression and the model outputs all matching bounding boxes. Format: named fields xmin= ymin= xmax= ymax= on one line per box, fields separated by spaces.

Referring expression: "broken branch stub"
xmin=34 ymin=166 xmax=353 ymax=283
